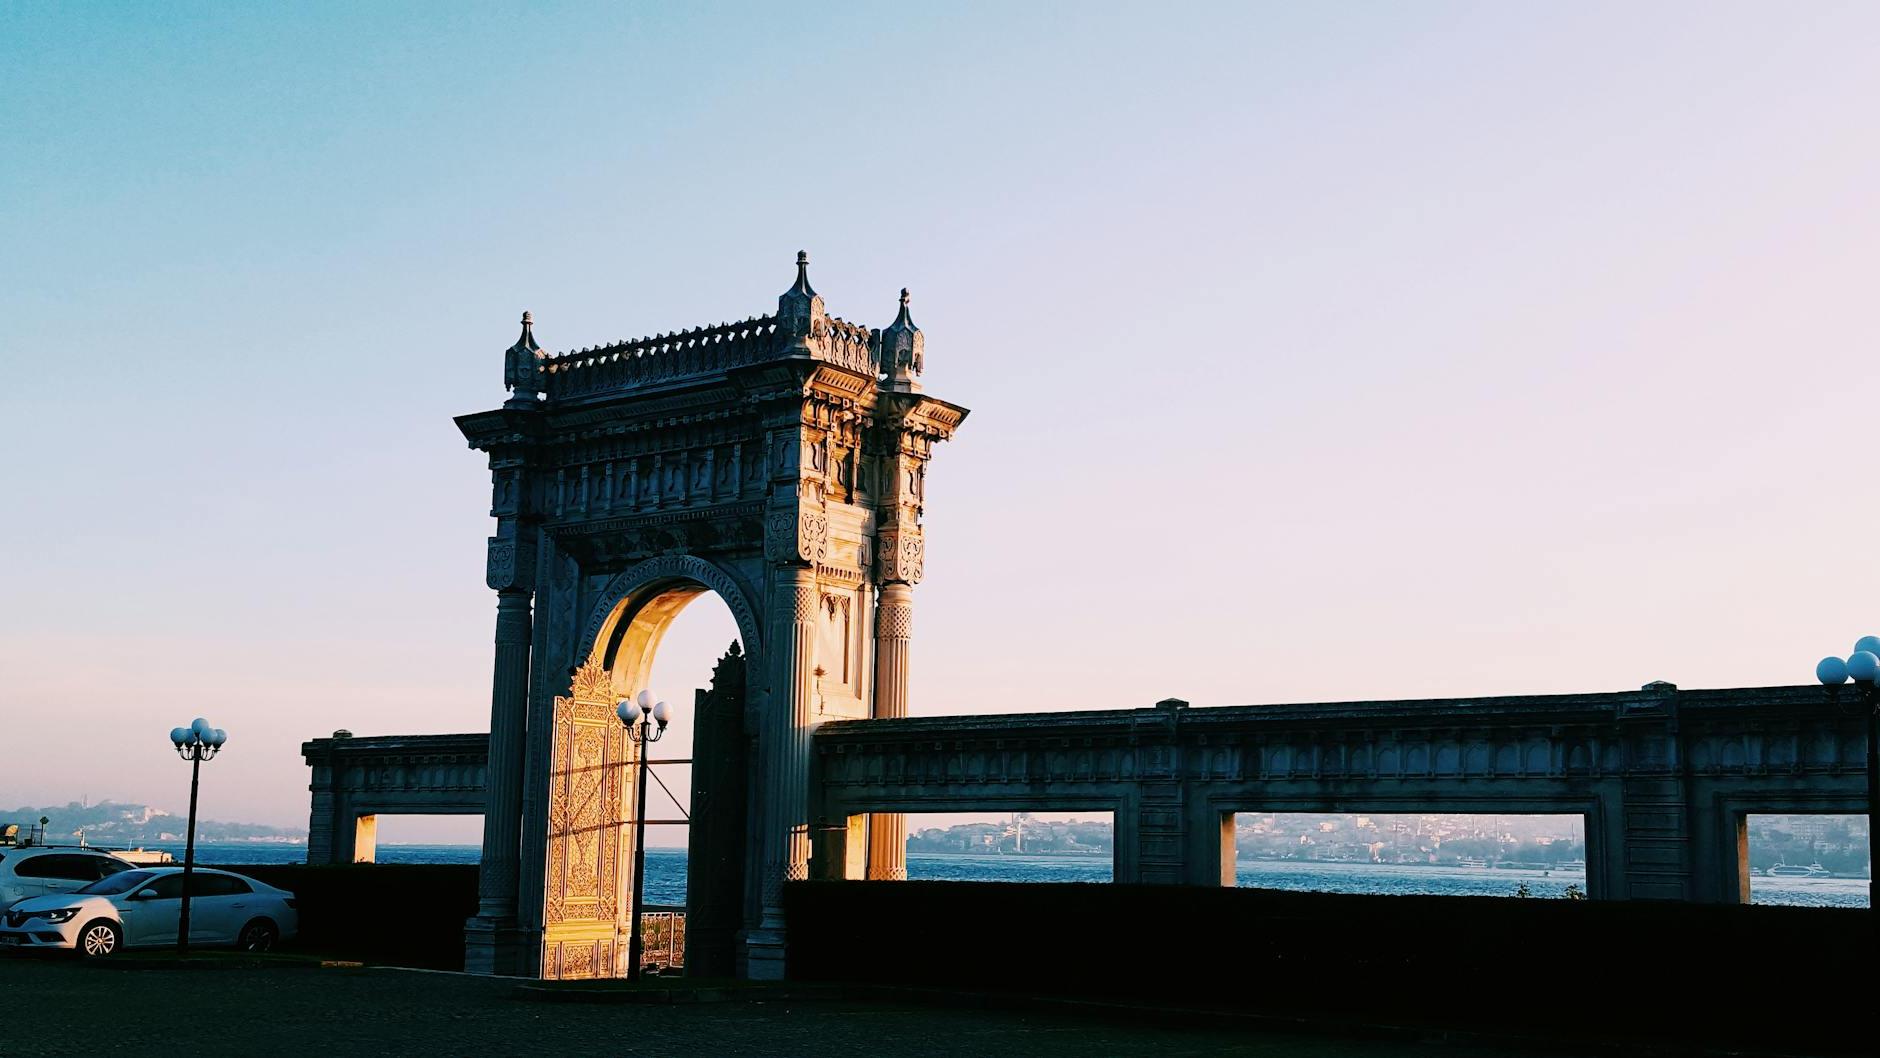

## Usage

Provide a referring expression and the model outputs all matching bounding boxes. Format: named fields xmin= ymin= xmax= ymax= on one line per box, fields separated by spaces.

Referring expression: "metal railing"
xmin=638 ymin=906 xmax=686 ymax=972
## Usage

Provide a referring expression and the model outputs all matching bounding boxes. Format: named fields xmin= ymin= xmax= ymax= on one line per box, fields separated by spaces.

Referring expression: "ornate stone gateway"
xmin=454 ymin=254 xmax=967 ymax=978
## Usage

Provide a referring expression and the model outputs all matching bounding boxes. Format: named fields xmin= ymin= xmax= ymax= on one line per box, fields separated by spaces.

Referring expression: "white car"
xmin=0 ymin=848 xmax=137 ymax=910
xmin=0 ymin=867 xmax=298 ymax=958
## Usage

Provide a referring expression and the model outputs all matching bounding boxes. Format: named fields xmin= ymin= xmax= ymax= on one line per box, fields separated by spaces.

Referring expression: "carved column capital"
xmin=486 ymin=535 xmax=538 ymax=591
xmin=875 ymin=527 xmax=924 ymax=585
xmin=764 ymin=506 xmax=829 ymax=566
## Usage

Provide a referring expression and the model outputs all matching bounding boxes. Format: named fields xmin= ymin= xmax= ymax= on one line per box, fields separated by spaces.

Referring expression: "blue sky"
xmin=4 ymin=2 xmax=1878 ymax=837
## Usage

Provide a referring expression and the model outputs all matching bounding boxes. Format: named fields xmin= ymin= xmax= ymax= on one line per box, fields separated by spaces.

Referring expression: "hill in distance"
xmin=1 ymin=800 xmax=304 ymax=845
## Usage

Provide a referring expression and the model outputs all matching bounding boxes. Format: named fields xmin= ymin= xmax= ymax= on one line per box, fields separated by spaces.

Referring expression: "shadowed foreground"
xmin=0 ymin=958 xmax=1552 ymax=1058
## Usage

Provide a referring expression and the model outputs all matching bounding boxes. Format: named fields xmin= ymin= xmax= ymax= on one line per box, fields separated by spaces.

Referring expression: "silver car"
xmin=0 ymin=867 xmax=298 ymax=957
xmin=0 ymin=848 xmax=137 ymax=910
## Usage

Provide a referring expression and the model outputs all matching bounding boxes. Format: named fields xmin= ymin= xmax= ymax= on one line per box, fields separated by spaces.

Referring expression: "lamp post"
xmin=1813 ymin=637 xmax=1880 ymax=912
xmin=615 ymin=688 xmax=672 ymax=981
xmin=168 ymin=718 xmax=227 ymax=955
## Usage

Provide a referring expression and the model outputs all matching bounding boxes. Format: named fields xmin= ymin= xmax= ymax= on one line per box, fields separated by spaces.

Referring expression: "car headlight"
xmin=41 ymin=908 xmax=80 ymax=924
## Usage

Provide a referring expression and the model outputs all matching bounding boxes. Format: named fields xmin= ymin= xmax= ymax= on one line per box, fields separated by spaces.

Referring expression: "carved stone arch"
xmin=579 ymin=554 xmax=766 ymax=682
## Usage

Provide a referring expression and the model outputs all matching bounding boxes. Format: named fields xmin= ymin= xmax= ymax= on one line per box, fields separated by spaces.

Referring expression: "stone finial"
xmin=778 ymin=250 xmax=825 ymax=339
xmin=879 ymin=286 xmax=924 ymax=392
xmin=790 ymin=251 xmax=815 ymax=297
xmin=504 ymin=310 xmax=544 ymax=407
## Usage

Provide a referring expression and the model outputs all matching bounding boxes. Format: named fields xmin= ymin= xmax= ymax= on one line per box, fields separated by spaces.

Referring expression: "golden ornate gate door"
xmin=540 ymin=656 xmax=632 ymax=979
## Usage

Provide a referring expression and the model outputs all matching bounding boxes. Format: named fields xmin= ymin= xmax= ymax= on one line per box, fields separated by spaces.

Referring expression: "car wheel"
xmin=237 ymin=919 xmax=278 ymax=953
xmin=78 ymin=920 xmax=121 ymax=959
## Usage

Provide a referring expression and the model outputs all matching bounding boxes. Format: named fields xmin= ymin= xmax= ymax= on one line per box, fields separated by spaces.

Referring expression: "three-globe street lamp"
xmin=1812 ymin=637 xmax=1880 ymax=912
xmin=168 ymin=718 xmax=227 ymax=956
xmin=616 ymin=689 xmax=672 ymax=981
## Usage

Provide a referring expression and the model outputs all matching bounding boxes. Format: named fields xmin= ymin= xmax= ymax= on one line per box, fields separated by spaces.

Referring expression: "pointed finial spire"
xmin=790 ymin=250 xmax=816 ymax=297
xmin=777 ymin=249 xmax=824 ymax=338
xmin=880 ymin=287 xmax=923 ymax=392
xmin=504 ymin=309 xmax=543 ymax=407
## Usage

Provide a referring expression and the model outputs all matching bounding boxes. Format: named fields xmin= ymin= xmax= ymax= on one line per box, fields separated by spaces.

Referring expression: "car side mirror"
xmin=131 ymin=889 xmax=157 ymax=900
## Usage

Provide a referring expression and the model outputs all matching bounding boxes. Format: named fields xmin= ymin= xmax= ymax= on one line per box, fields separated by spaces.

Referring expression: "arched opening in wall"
xmin=1227 ymin=813 xmax=1589 ymax=899
xmin=546 ymin=578 xmax=745 ymax=979
xmin=626 ymin=589 xmax=740 ymax=891
xmin=366 ymin=814 xmax=484 ymax=863
xmin=1741 ymin=814 xmax=1870 ymax=907
xmin=900 ymin=811 xmax=1115 ymax=883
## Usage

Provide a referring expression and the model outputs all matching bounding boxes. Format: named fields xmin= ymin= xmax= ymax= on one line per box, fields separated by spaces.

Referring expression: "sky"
xmin=3 ymin=2 xmax=1878 ymax=841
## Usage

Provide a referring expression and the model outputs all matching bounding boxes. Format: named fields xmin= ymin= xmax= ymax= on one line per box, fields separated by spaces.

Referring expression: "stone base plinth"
xmin=743 ymin=927 xmax=786 ymax=980
xmin=464 ymin=916 xmax=531 ymax=977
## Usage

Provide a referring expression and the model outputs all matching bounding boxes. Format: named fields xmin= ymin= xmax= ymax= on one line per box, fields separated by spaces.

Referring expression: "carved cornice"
xmin=548 ymin=500 xmax=765 ymax=537
xmin=878 ymin=393 xmax=969 ymax=442
xmin=456 ymin=408 xmax=547 ymax=452
xmin=546 ymin=392 xmax=752 ymax=436
xmin=814 ymin=562 xmax=866 ymax=586
xmin=808 ymin=363 xmax=877 ymax=401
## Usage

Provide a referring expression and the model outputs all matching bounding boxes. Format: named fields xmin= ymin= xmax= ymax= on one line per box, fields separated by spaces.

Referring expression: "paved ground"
xmin=0 ymin=956 xmax=1551 ymax=1058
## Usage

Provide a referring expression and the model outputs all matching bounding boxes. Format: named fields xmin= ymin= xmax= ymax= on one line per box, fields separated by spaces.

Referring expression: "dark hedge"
xmin=785 ymin=880 xmax=1870 ymax=1055
xmin=221 ymin=863 xmax=476 ymax=970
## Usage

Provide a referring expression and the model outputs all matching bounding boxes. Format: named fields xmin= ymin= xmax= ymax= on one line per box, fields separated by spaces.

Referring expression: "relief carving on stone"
xmin=764 ymin=507 xmax=829 ymax=565
xmin=876 ymin=528 xmax=924 ymax=584
xmin=877 ymin=602 xmax=913 ymax=639
xmin=793 ymin=584 xmax=820 ymax=622
xmin=485 ymin=535 xmax=536 ymax=591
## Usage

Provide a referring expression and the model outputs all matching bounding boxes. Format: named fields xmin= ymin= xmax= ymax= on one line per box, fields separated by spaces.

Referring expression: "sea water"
xmin=152 ymin=843 xmax=1869 ymax=908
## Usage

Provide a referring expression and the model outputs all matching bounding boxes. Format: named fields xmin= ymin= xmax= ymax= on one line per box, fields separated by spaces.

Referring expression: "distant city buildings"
xmin=903 ymin=812 xmax=1871 ymax=877
xmin=1745 ymin=814 xmax=1870 ymax=874
xmin=905 ymin=812 xmax=1588 ymax=864
xmin=0 ymin=801 xmax=304 ymax=846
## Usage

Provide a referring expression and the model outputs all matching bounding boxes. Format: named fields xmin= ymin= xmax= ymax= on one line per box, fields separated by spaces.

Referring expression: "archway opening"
xmin=1741 ymin=813 xmax=1869 ymax=907
xmin=595 ymin=583 xmax=742 ymax=851
xmin=363 ymin=814 xmax=484 ymax=861
xmin=900 ymin=811 xmax=1116 ymax=883
xmin=575 ymin=580 xmax=745 ymax=978
xmin=1228 ymin=812 xmax=1589 ymax=899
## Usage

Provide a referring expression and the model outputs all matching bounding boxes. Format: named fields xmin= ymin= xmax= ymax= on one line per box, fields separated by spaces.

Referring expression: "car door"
xmin=119 ymin=874 xmax=184 ymax=948
xmin=187 ymin=873 xmax=249 ymax=944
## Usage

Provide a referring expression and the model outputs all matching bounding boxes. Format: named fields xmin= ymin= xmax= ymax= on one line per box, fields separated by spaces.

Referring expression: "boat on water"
xmin=109 ymin=848 xmax=176 ymax=866
xmin=1765 ymin=861 xmax=1831 ymax=878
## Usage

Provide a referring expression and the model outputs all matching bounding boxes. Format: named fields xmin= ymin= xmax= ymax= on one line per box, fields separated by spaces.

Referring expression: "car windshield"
xmin=77 ymin=869 xmax=158 ymax=895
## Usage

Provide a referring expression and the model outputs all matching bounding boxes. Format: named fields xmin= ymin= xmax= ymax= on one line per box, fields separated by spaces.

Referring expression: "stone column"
xmin=306 ymin=779 xmax=336 ymax=865
xmin=748 ymin=566 xmax=818 ymax=978
xmin=866 ymin=582 xmax=913 ymax=880
xmin=467 ymin=586 xmax=532 ymax=974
